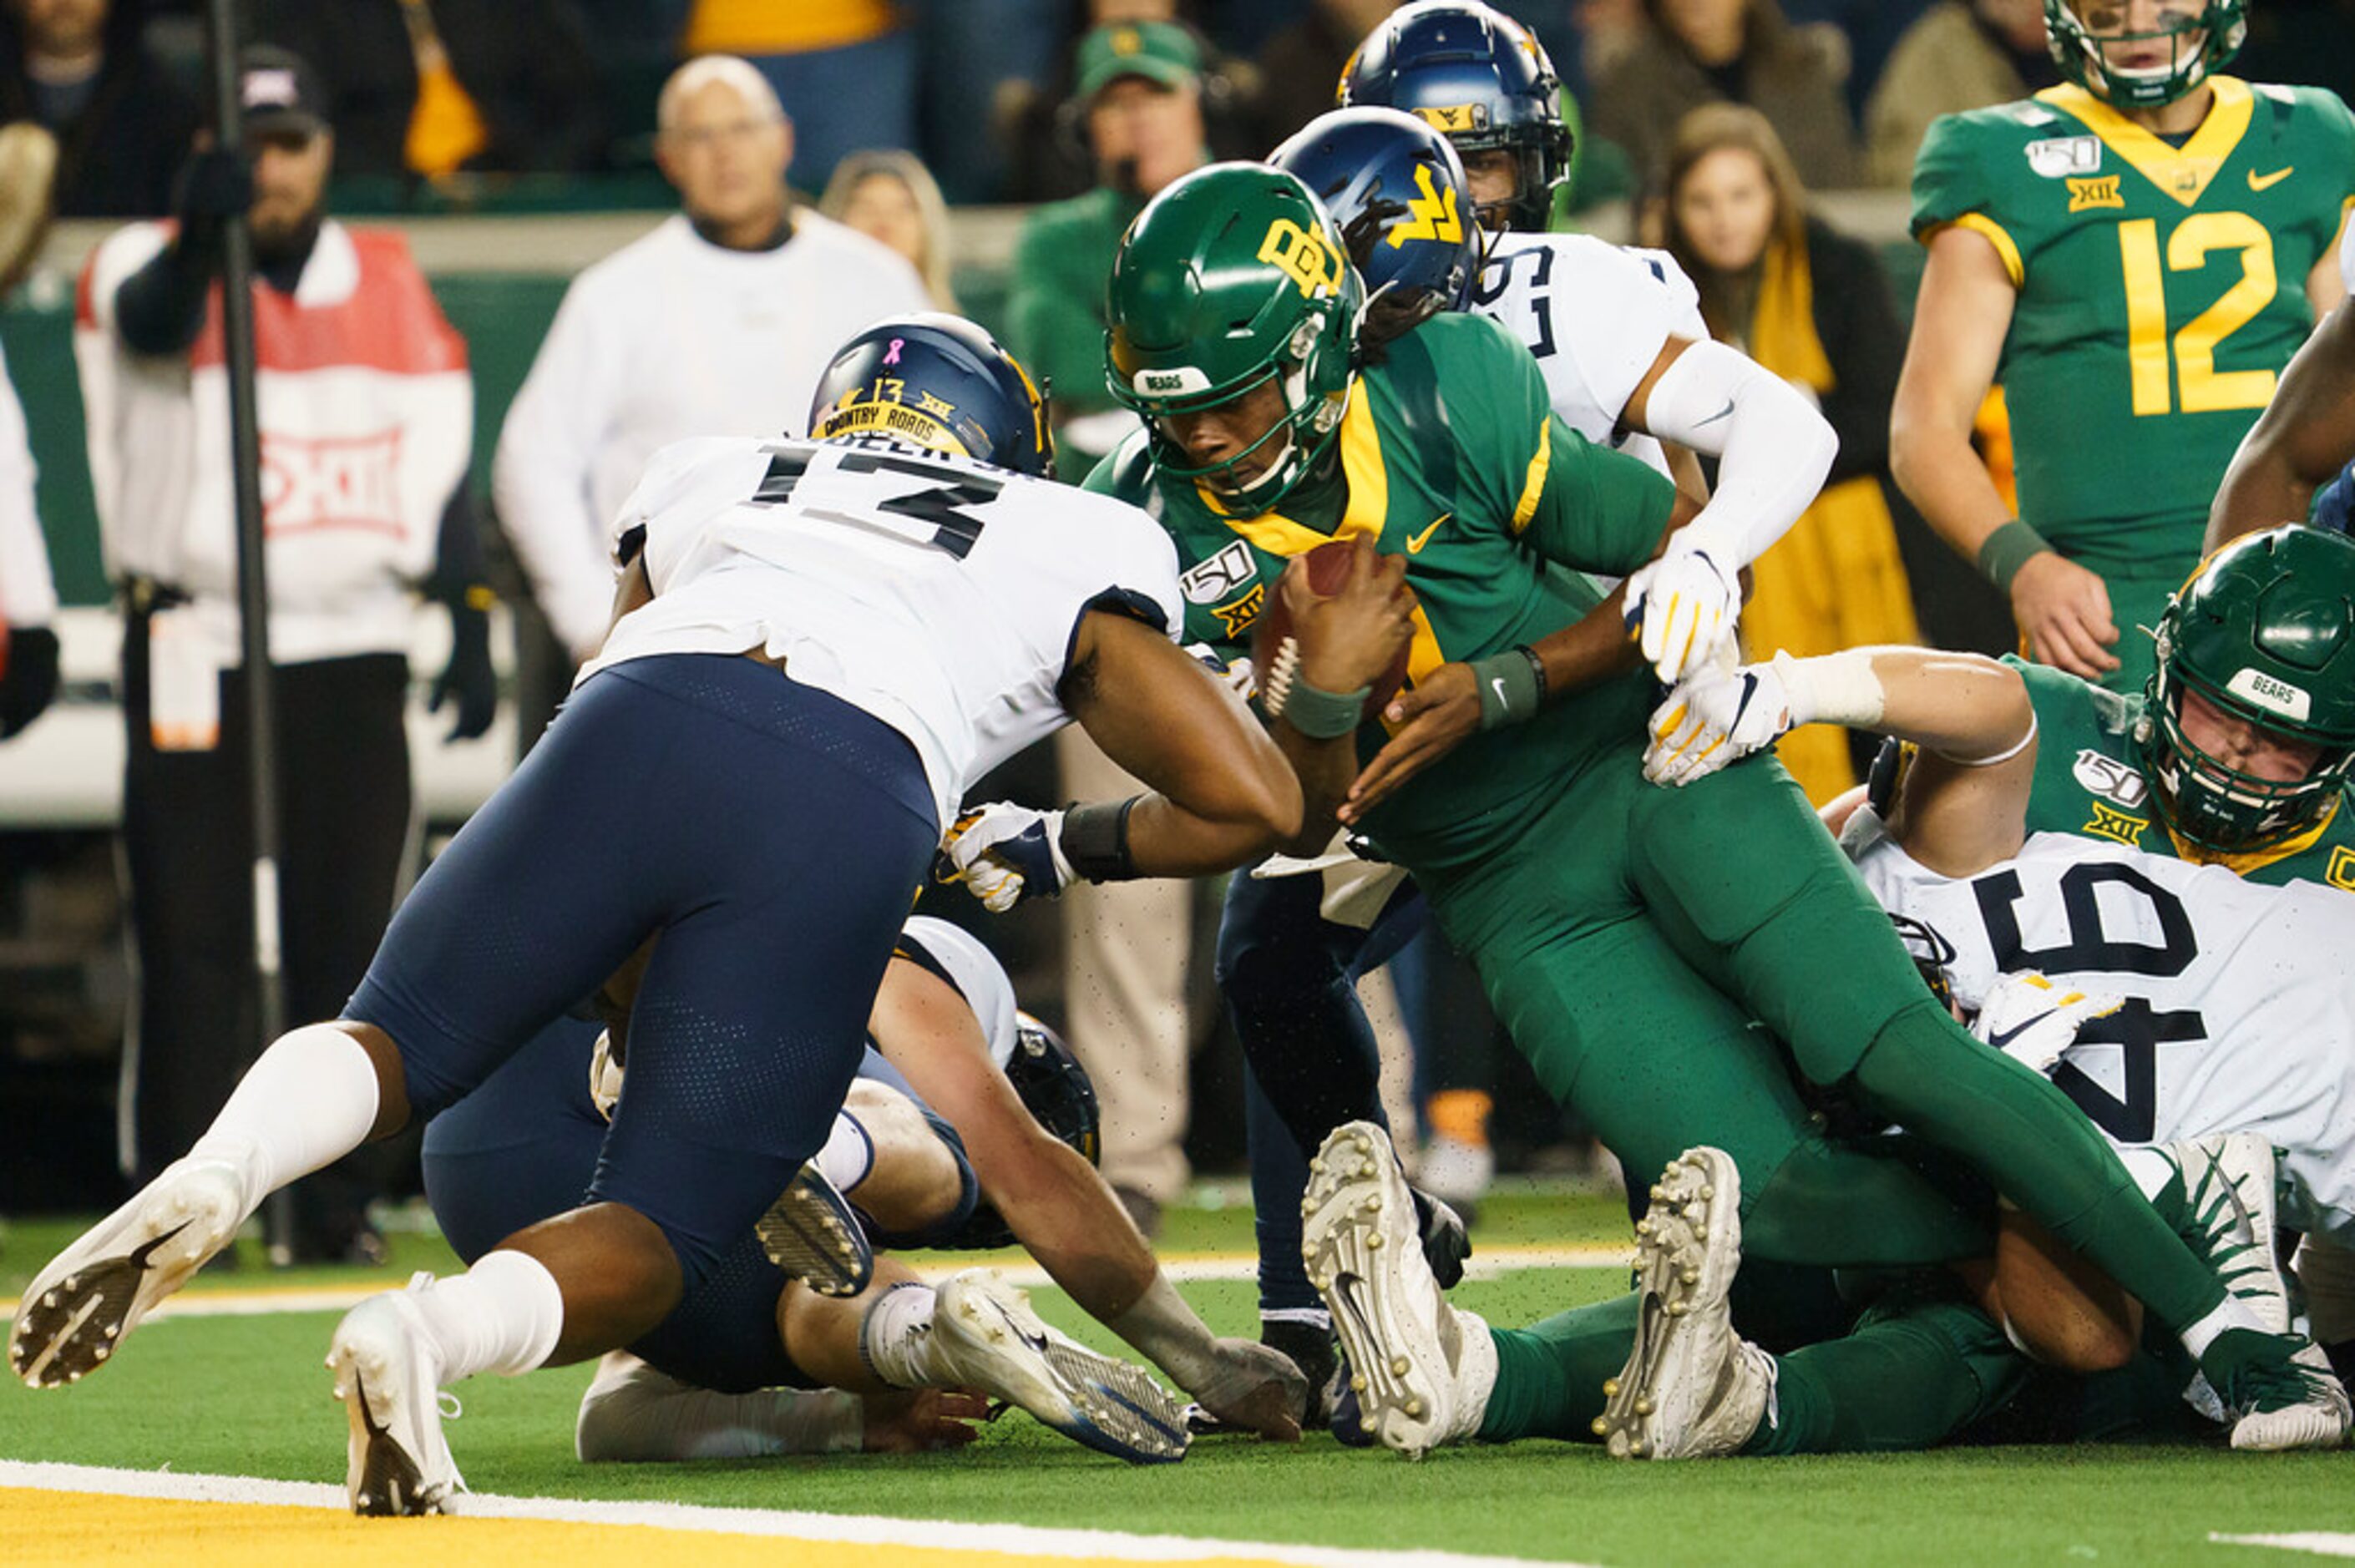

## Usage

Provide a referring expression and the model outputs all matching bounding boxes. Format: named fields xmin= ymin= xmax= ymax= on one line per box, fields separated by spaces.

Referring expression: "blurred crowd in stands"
xmin=5 ymin=0 xmax=2349 ymax=220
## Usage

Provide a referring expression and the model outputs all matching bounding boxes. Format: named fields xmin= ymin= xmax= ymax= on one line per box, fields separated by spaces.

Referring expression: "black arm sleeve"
xmin=1806 ymin=218 xmax=1904 ymax=488
xmin=113 ymin=221 xmax=225 ymax=357
xmin=426 ymin=483 xmax=494 ymax=607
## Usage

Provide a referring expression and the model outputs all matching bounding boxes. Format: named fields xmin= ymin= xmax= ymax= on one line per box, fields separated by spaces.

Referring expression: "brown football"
xmin=1250 ymin=539 xmax=1412 ymax=717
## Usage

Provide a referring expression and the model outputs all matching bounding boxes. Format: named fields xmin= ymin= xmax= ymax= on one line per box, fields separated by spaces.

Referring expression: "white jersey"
xmin=1849 ymin=818 xmax=2355 ymax=1244
xmin=895 ymin=915 xmax=1020 ymax=1070
xmin=493 ymin=212 xmax=930 ymax=655
xmin=0 ymin=336 xmax=55 ymax=630
xmin=1471 ymin=233 xmax=1707 ymax=479
xmin=581 ymin=436 xmax=1183 ymax=828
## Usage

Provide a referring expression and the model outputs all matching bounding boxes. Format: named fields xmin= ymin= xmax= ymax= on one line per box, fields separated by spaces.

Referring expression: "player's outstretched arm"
xmin=870 ymin=963 xmax=1305 ymax=1439
xmin=1893 ymin=227 xmax=2119 ymax=679
xmin=942 ymin=609 xmax=1320 ymax=910
xmin=1341 ymin=487 xmax=1698 ymax=822
xmin=1645 ymin=646 xmax=2033 ymax=873
xmin=2207 ymin=296 xmax=2355 ymax=550
xmin=1618 ymin=336 xmax=1839 ymax=680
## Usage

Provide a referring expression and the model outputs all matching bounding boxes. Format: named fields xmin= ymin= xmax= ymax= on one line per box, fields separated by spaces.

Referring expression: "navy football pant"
xmin=1219 ymin=865 xmax=1428 ymax=1316
xmin=348 ymin=653 xmax=938 ymax=1297
xmin=423 ymin=1016 xmax=975 ymax=1393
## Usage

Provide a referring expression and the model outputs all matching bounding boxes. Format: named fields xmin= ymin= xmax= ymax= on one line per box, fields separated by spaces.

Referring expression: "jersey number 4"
xmin=753 ymin=448 xmax=1001 ymax=559
xmin=2118 ymin=213 xmax=2279 ymax=417
xmin=1973 ymin=859 xmax=2205 ymax=1143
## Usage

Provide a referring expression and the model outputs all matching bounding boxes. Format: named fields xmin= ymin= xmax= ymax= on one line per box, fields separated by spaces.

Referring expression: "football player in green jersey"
xmin=1892 ymin=0 xmax=2355 ymax=692
xmin=948 ymin=159 xmax=2342 ymax=1451
xmin=1649 ymin=524 xmax=2355 ymax=889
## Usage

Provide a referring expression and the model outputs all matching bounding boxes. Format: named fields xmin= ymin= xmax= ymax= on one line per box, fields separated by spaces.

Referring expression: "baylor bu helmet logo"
xmin=1259 ymin=218 xmax=1345 ymax=300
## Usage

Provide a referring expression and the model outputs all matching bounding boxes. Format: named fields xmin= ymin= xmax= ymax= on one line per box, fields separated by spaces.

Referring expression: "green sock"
xmin=1850 ymin=1002 xmax=2226 ymax=1335
xmin=1478 ymin=1293 xmax=1639 ymax=1444
xmin=1745 ymin=1297 xmax=2028 ymax=1455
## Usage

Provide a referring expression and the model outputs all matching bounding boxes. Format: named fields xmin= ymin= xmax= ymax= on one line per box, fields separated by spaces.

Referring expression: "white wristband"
xmin=1785 ymin=648 xmax=1885 ymax=730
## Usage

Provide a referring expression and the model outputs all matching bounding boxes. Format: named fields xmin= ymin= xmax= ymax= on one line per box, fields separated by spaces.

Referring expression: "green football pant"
xmin=1480 ymin=1289 xmax=2027 ymax=1454
xmin=1424 ymin=746 xmax=2227 ymax=1330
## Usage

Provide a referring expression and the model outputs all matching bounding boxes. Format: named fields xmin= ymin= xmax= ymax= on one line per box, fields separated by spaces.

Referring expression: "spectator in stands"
xmin=677 ymin=0 xmax=915 ymax=193
xmin=818 ymin=148 xmax=958 ymax=309
xmin=0 ymin=336 xmax=57 ymax=739
xmin=492 ymin=54 xmax=924 ymax=734
xmin=1253 ymin=0 xmax=1401 ymax=149
xmin=1864 ymin=0 xmax=2055 ymax=189
xmin=996 ymin=3 xmax=1259 ymax=205
xmin=1009 ymin=17 xmax=1220 ymax=1238
xmin=1659 ymin=103 xmax=1915 ymax=801
xmin=73 ymin=47 xmax=496 ymax=1261
xmin=257 ymin=0 xmax=606 ymax=180
xmin=1588 ymin=0 xmax=1858 ymax=191
xmin=1011 ymin=19 xmax=1211 ymax=461
xmin=0 ymin=0 xmax=199 ymax=216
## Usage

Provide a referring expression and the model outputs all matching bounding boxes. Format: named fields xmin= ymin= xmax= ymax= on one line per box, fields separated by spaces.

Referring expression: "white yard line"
xmin=0 ymin=1459 xmax=1586 ymax=1568
xmin=2 ymin=1242 xmax=1629 ymax=1322
xmin=2211 ymin=1535 xmax=2355 ymax=1560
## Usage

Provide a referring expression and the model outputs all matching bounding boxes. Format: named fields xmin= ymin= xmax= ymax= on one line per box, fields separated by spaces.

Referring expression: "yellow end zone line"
xmin=0 ymin=1461 xmax=1578 ymax=1568
xmin=0 ymin=1243 xmax=1631 ymax=1321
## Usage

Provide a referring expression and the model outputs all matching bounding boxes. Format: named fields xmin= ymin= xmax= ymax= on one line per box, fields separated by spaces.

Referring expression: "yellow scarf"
xmin=1739 ymin=234 xmax=1920 ymax=806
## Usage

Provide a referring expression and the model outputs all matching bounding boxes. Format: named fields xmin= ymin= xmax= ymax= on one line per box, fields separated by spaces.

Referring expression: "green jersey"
xmin=1913 ymin=78 xmax=2355 ymax=579
xmin=1085 ymin=311 xmax=1676 ymax=872
xmin=2012 ymin=656 xmax=2355 ymax=890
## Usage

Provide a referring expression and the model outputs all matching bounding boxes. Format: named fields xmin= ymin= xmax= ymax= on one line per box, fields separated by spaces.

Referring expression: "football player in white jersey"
xmin=425 ymin=915 xmax=1308 ymax=1464
xmin=10 ymin=316 xmax=1418 ymax=1513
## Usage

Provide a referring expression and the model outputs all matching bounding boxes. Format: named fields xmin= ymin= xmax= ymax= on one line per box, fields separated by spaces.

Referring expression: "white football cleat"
xmin=1304 ymin=1121 xmax=1497 ymax=1460
xmin=925 ymin=1272 xmax=1189 ymax=1464
xmin=327 ymin=1277 xmax=467 ymax=1515
xmin=1594 ymin=1146 xmax=1773 ymax=1460
xmin=2224 ymin=1337 xmax=2351 ymax=1453
xmin=2185 ymin=1133 xmax=2291 ymax=1333
xmin=9 ymin=1159 xmax=246 ymax=1388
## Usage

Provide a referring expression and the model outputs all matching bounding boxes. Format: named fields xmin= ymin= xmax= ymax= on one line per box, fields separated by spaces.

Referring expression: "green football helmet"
xmin=2044 ymin=0 xmax=2246 ymax=110
xmin=2137 ymin=526 xmax=2355 ymax=852
xmin=1105 ymin=162 xmax=1364 ymax=514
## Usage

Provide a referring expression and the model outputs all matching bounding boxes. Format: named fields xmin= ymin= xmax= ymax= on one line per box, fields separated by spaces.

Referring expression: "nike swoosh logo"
xmin=2247 ymin=166 xmax=2293 ymax=191
xmin=1490 ymin=677 xmax=1508 ymax=706
xmin=1405 ymin=513 xmax=1450 ymax=553
xmin=1694 ymin=398 xmax=1735 ymax=427
xmin=1985 ymin=1011 xmax=2058 ymax=1052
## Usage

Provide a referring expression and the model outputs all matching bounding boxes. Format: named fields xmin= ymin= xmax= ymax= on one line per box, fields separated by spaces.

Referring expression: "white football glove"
xmin=1184 ymin=641 xmax=1257 ymax=702
xmin=939 ymin=802 xmax=1073 ymax=913
xmin=1968 ymin=971 xmax=2125 ymax=1076
xmin=1623 ymin=537 xmax=1743 ymax=684
xmin=1644 ymin=651 xmax=1802 ymax=787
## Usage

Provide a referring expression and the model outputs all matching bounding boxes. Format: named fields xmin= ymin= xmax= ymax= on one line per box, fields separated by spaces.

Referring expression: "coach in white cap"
xmin=494 ymin=54 xmax=929 ymax=690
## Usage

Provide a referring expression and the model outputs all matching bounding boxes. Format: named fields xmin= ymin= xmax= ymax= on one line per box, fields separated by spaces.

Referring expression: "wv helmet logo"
xmin=1259 ymin=217 xmax=1345 ymax=300
xmin=1385 ymin=164 xmax=1462 ymax=249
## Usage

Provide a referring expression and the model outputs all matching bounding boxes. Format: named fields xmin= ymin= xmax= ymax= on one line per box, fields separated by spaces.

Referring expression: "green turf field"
xmin=3 ymin=1196 xmax=2351 ymax=1566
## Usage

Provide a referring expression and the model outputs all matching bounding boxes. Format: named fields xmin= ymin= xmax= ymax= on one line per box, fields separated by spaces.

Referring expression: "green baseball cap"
xmin=1076 ymin=21 xmax=1202 ymax=101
